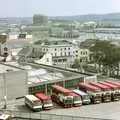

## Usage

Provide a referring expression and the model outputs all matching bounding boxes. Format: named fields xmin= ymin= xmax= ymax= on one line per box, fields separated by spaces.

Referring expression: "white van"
xmin=0 ymin=114 xmax=10 ymax=120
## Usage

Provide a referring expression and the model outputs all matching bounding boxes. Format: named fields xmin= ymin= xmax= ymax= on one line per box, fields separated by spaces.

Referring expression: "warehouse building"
xmin=5 ymin=62 xmax=97 ymax=95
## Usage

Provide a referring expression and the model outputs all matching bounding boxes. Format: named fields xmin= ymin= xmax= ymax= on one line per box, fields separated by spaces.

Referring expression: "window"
xmin=55 ymin=48 xmax=57 ymax=51
xmin=80 ymin=59 xmax=82 ymax=62
xmin=64 ymin=48 xmax=66 ymax=50
xmin=63 ymin=59 xmax=67 ymax=62
xmin=68 ymin=47 xmax=70 ymax=50
xmin=61 ymin=52 xmax=63 ymax=56
xmin=58 ymin=59 xmax=62 ymax=62
xmin=81 ymin=51 xmax=82 ymax=55
xmin=76 ymin=50 xmax=78 ymax=53
xmin=61 ymin=48 xmax=62 ymax=51
xmin=54 ymin=60 xmax=57 ymax=62
xmin=83 ymin=52 xmax=85 ymax=55
xmin=68 ymin=52 xmax=70 ymax=55
xmin=65 ymin=52 xmax=66 ymax=56
xmin=46 ymin=58 xmax=49 ymax=62
xmin=55 ymin=53 xmax=57 ymax=56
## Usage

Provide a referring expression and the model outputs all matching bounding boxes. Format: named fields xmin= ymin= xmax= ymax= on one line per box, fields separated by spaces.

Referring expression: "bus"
xmin=35 ymin=93 xmax=53 ymax=110
xmin=105 ymin=80 xmax=120 ymax=89
xmin=98 ymin=81 xmax=120 ymax=101
xmin=68 ymin=92 xmax=82 ymax=107
xmin=89 ymin=82 xmax=111 ymax=102
xmin=51 ymin=85 xmax=73 ymax=108
xmin=24 ymin=95 xmax=42 ymax=111
xmin=73 ymin=89 xmax=91 ymax=105
xmin=78 ymin=83 xmax=102 ymax=104
xmin=104 ymin=80 xmax=120 ymax=100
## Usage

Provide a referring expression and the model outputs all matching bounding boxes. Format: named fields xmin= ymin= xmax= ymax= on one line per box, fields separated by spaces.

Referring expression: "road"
xmin=4 ymin=99 xmax=120 ymax=120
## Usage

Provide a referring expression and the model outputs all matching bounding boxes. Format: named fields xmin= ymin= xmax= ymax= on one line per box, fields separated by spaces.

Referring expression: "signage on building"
xmin=18 ymin=34 xmax=26 ymax=39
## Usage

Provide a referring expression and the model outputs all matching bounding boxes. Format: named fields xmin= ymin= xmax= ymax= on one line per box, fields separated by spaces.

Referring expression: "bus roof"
xmin=52 ymin=85 xmax=72 ymax=93
xmin=73 ymin=89 xmax=89 ymax=96
xmin=104 ymin=80 xmax=120 ymax=87
xmin=98 ymin=81 xmax=118 ymax=89
xmin=78 ymin=83 xmax=100 ymax=90
xmin=68 ymin=92 xmax=79 ymax=96
xmin=25 ymin=95 xmax=40 ymax=102
xmin=89 ymin=82 xmax=110 ymax=89
xmin=35 ymin=93 xmax=50 ymax=100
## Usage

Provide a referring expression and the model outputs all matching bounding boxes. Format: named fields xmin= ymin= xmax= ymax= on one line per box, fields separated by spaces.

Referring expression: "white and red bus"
xmin=51 ymin=85 xmax=82 ymax=108
xmin=24 ymin=95 xmax=42 ymax=111
xmin=78 ymin=83 xmax=102 ymax=104
xmin=89 ymin=82 xmax=111 ymax=102
xmin=98 ymin=81 xmax=119 ymax=101
xmin=104 ymin=80 xmax=120 ymax=89
xmin=104 ymin=80 xmax=120 ymax=100
xmin=35 ymin=93 xmax=53 ymax=110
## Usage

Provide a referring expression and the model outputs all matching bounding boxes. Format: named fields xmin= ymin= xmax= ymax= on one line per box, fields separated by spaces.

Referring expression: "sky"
xmin=0 ymin=0 xmax=120 ymax=17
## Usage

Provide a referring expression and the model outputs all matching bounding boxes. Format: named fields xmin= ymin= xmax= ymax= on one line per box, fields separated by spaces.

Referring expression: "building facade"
xmin=78 ymin=49 xmax=90 ymax=63
xmin=34 ymin=40 xmax=79 ymax=67
xmin=33 ymin=14 xmax=48 ymax=25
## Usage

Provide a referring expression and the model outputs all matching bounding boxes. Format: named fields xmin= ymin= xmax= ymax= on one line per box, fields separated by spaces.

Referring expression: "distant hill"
xmin=0 ymin=13 xmax=120 ymax=25
xmin=49 ymin=13 xmax=120 ymax=21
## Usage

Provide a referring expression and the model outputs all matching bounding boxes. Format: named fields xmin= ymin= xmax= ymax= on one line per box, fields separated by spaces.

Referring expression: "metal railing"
xmin=0 ymin=109 xmax=113 ymax=120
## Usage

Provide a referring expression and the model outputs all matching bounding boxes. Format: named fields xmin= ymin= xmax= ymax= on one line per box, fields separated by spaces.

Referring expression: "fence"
xmin=0 ymin=109 xmax=113 ymax=120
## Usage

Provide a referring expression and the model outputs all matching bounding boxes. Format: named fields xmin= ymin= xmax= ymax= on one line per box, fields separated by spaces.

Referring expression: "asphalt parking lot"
xmin=5 ymin=99 xmax=120 ymax=120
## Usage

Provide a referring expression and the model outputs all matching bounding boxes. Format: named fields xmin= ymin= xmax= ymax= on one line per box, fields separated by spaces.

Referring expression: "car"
xmin=0 ymin=113 xmax=10 ymax=120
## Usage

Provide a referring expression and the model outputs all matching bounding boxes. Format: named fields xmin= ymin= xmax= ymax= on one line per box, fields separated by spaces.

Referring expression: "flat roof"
xmin=0 ymin=63 xmax=22 ymax=73
xmin=4 ymin=62 xmax=92 ymax=87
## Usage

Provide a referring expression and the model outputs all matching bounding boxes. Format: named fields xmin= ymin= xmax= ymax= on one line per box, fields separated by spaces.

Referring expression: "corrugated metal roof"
xmin=28 ymin=69 xmax=47 ymax=77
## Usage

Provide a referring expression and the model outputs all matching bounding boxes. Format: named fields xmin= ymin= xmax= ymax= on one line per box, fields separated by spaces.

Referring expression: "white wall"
xmin=0 ymin=70 xmax=27 ymax=100
xmin=34 ymin=52 xmax=52 ymax=65
xmin=8 ymin=35 xmax=18 ymax=40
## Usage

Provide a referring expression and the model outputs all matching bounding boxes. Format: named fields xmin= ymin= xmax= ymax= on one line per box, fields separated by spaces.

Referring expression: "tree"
xmin=71 ymin=58 xmax=85 ymax=72
xmin=90 ymin=40 xmax=120 ymax=77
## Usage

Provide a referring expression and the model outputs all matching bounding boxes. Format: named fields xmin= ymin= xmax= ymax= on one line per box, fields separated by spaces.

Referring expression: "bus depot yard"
xmin=3 ymin=81 xmax=120 ymax=120
xmin=3 ymin=98 xmax=120 ymax=120
xmin=0 ymin=62 xmax=120 ymax=120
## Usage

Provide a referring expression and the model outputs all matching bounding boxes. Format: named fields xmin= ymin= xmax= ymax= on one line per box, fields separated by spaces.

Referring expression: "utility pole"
xmin=3 ymin=73 xmax=7 ymax=109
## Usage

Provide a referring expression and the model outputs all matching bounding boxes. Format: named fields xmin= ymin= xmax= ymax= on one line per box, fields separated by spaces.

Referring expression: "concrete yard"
xmin=5 ymin=99 xmax=120 ymax=120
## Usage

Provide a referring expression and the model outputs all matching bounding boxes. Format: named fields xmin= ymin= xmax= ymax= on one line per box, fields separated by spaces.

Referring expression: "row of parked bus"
xmin=24 ymin=80 xmax=120 ymax=111
xmin=25 ymin=93 xmax=53 ymax=111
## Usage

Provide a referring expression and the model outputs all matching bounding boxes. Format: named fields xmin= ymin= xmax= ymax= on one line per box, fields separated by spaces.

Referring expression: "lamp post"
xmin=3 ymin=73 xmax=7 ymax=109
xmin=4 ymin=96 xmax=7 ymax=109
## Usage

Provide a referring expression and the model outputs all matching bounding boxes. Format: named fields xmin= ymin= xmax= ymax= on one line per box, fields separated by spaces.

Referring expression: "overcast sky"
xmin=0 ymin=0 xmax=120 ymax=17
